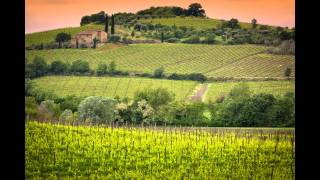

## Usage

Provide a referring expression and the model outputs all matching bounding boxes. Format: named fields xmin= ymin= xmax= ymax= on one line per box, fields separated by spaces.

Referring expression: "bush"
xmin=55 ymin=95 xmax=84 ymax=112
xmin=268 ymin=40 xmax=295 ymax=55
xmin=202 ymin=35 xmax=216 ymax=44
xmin=153 ymin=67 xmax=165 ymax=78
xmin=134 ymin=88 xmax=174 ymax=110
xmin=49 ymin=60 xmax=69 ymax=74
xmin=182 ymin=35 xmax=200 ymax=44
xmin=78 ymin=96 xmax=117 ymax=124
xmin=38 ymin=100 xmax=61 ymax=121
xmin=186 ymin=73 xmax=207 ymax=82
xmin=59 ymin=109 xmax=74 ymax=124
xmin=25 ymin=96 xmax=38 ymax=119
xmin=108 ymin=35 xmax=121 ymax=43
xmin=165 ymin=38 xmax=180 ymax=43
xmin=96 ymin=63 xmax=108 ymax=76
xmin=70 ymin=60 xmax=90 ymax=73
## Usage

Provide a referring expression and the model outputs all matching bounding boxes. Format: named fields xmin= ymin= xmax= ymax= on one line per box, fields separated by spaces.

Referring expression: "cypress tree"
xmin=111 ymin=14 xmax=115 ymax=34
xmin=161 ymin=32 xmax=164 ymax=43
xmin=105 ymin=15 xmax=109 ymax=33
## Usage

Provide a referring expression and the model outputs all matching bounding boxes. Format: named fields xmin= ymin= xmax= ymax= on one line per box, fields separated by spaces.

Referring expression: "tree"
xmin=96 ymin=63 xmax=108 ymax=76
xmin=251 ymin=18 xmax=257 ymax=29
xmin=134 ymin=88 xmax=174 ymax=110
xmin=70 ymin=60 xmax=90 ymax=73
xmin=109 ymin=61 xmax=117 ymax=73
xmin=49 ymin=60 xmax=69 ymax=74
xmin=227 ymin=18 xmax=240 ymax=29
xmin=111 ymin=14 xmax=115 ymax=34
xmin=187 ymin=3 xmax=206 ymax=17
xmin=105 ymin=15 xmax=109 ymax=33
xmin=284 ymin=67 xmax=292 ymax=79
xmin=38 ymin=100 xmax=61 ymax=121
xmin=25 ymin=96 xmax=38 ymax=119
xmin=78 ymin=96 xmax=117 ymax=124
xmin=28 ymin=56 xmax=48 ymax=78
xmin=161 ymin=32 xmax=164 ymax=43
xmin=80 ymin=16 xmax=91 ymax=26
xmin=93 ymin=37 xmax=99 ymax=48
xmin=55 ymin=32 xmax=71 ymax=48
xmin=153 ymin=66 xmax=165 ymax=78
xmin=59 ymin=109 xmax=74 ymax=124
xmin=131 ymin=30 xmax=135 ymax=38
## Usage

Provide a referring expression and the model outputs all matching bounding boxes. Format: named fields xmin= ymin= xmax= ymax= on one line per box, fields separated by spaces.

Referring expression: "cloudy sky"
xmin=26 ymin=0 xmax=295 ymax=34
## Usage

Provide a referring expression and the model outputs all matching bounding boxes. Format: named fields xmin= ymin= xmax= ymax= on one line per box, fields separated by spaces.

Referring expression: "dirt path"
xmin=190 ymin=84 xmax=209 ymax=102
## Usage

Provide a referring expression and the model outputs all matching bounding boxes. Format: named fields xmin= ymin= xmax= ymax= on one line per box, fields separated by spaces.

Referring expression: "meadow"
xmin=26 ymin=121 xmax=295 ymax=179
xmin=204 ymin=81 xmax=295 ymax=102
xmin=32 ymin=76 xmax=198 ymax=101
xmin=26 ymin=44 xmax=295 ymax=79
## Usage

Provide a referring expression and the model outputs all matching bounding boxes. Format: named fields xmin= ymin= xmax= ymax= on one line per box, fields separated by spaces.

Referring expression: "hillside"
xmin=25 ymin=24 xmax=148 ymax=47
xmin=26 ymin=44 xmax=295 ymax=79
xmin=139 ymin=17 xmax=256 ymax=29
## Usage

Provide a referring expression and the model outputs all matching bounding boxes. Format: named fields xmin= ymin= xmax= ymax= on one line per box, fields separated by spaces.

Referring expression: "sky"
xmin=25 ymin=0 xmax=295 ymax=34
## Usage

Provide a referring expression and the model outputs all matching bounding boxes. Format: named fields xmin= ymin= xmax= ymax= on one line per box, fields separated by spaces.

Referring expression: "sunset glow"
xmin=26 ymin=0 xmax=295 ymax=34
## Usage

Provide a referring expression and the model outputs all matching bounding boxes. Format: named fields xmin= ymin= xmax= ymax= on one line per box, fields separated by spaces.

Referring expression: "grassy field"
xmin=26 ymin=44 xmax=295 ymax=79
xmin=139 ymin=17 xmax=258 ymax=29
xmin=32 ymin=76 xmax=198 ymax=101
xmin=26 ymin=121 xmax=295 ymax=179
xmin=204 ymin=81 xmax=295 ymax=102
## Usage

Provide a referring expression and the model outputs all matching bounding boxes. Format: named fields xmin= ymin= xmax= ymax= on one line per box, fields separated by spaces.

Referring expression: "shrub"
xmin=70 ymin=60 xmax=90 ymax=73
xmin=108 ymin=35 xmax=121 ymax=43
xmin=49 ymin=60 xmax=69 ymax=74
xmin=182 ymin=35 xmax=200 ymax=44
xmin=96 ymin=63 xmax=108 ymax=76
xmin=59 ymin=109 xmax=74 ymax=124
xmin=78 ymin=96 xmax=117 ymax=124
xmin=25 ymin=96 xmax=38 ymax=119
xmin=153 ymin=67 xmax=165 ymax=78
xmin=134 ymin=88 xmax=174 ymax=110
xmin=38 ymin=100 xmax=61 ymax=121
xmin=165 ymin=38 xmax=180 ymax=43
xmin=186 ymin=73 xmax=207 ymax=82
xmin=202 ymin=35 xmax=216 ymax=44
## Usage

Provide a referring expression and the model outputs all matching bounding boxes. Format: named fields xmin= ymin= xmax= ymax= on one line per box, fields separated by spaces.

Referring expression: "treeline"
xmin=25 ymin=83 xmax=294 ymax=127
xmin=80 ymin=3 xmax=206 ymax=26
xmin=25 ymin=57 xmax=207 ymax=82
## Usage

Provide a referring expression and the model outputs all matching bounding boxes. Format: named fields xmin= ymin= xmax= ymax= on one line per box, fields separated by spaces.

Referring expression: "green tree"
xmin=70 ymin=60 xmax=90 ymax=73
xmin=131 ymin=30 xmax=135 ymax=38
xmin=153 ymin=66 xmax=165 ymax=78
xmin=78 ymin=96 xmax=117 ymax=124
xmin=109 ymin=61 xmax=116 ymax=73
xmin=187 ymin=3 xmax=206 ymax=17
xmin=96 ymin=63 xmax=108 ymax=76
xmin=111 ymin=14 xmax=115 ymax=34
xmin=161 ymin=32 xmax=164 ymax=43
xmin=134 ymin=88 xmax=174 ymax=110
xmin=49 ymin=60 xmax=69 ymax=74
xmin=55 ymin=32 xmax=71 ymax=48
xmin=25 ymin=96 xmax=38 ymax=119
xmin=38 ymin=100 xmax=61 ymax=121
xmin=29 ymin=56 xmax=48 ymax=78
xmin=59 ymin=109 xmax=74 ymax=124
xmin=105 ymin=15 xmax=109 ymax=33
xmin=227 ymin=18 xmax=240 ymax=29
xmin=93 ymin=37 xmax=99 ymax=48
xmin=251 ymin=18 xmax=257 ymax=29
xmin=284 ymin=67 xmax=292 ymax=79
xmin=229 ymin=83 xmax=251 ymax=99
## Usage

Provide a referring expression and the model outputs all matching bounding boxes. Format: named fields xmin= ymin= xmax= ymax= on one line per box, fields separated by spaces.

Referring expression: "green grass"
xmin=26 ymin=44 xmax=294 ymax=79
xmin=32 ymin=76 xmax=198 ymax=101
xmin=139 ymin=17 xmax=264 ymax=30
xmin=204 ymin=81 xmax=295 ymax=102
xmin=26 ymin=120 xmax=295 ymax=179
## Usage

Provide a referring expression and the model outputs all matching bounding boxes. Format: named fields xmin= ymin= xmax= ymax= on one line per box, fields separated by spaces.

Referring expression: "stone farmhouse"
xmin=70 ymin=30 xmax=108 ymax=48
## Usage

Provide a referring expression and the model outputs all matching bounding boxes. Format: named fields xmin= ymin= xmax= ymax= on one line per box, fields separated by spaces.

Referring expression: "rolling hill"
xmin=26 ymin=43 xmax=295 ymax=79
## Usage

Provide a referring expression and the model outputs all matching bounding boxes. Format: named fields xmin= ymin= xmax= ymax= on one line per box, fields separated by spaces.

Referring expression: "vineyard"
xmin=139 ymin=17 xmax=256 ymax=29
xmin=26 ymin=121 xmax=295 ymax=179
xmin=205 ymin=81 xmax=295 ymax=102
xmin=32 ymin=76 xmax=198 ymax=101
xmin=26 ymin=44 xmax=295 ymax=79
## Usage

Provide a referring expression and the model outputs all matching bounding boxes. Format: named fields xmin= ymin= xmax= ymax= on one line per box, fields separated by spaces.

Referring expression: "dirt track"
xmin=190 ymin=84 xmax=208 ymax=101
